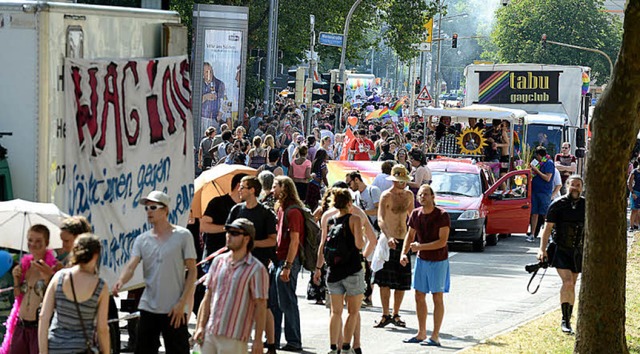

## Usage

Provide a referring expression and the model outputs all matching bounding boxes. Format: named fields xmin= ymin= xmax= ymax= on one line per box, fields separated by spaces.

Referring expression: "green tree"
xmin=485 ymin=0 xmax=622 ymax=83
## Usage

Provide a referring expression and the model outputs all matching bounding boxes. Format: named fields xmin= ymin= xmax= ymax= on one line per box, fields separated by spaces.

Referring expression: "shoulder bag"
xmin=69 ymin=273 xmax=100 ymax=354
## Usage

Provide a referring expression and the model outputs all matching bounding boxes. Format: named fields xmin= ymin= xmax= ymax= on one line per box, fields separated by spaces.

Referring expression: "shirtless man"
xmin=373 ymin=165 xmax=415 ymax=329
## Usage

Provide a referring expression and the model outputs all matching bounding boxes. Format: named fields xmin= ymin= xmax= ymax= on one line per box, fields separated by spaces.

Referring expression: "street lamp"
xmin=337 ymin=0 xmax=363 ymax=132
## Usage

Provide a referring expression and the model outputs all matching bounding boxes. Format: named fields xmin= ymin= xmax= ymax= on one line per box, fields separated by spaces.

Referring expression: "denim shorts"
xmin=630 ymin=191 xmax=640 ymax=210
xmin=327 ymin=270 xmax=366 ymax=296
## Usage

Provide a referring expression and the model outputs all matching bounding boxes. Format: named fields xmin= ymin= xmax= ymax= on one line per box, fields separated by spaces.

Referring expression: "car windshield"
xmin=431 ymin=171 xmax=482 ymax=197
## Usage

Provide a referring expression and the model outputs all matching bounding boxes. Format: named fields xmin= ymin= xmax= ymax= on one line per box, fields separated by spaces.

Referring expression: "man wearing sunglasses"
xmin=194 ymin=218 xmax=269 ymax=354
xmin=554 ymin=142 xmax=577 ymax=194
xmin=113 ymin=191 xmax=197 ymax=354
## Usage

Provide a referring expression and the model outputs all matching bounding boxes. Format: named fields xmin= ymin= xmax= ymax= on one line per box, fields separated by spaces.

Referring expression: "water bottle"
xmin=191 ymin=343 xmax=202 ymax=354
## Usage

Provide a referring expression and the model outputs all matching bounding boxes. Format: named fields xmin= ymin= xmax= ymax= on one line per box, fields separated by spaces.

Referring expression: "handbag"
xmin=69 ymin=273 xmax=100 ymax=354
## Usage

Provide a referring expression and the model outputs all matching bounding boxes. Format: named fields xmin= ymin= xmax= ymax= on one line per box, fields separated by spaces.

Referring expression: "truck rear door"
xmin=483 ymin=170 xmax=532 ymax=234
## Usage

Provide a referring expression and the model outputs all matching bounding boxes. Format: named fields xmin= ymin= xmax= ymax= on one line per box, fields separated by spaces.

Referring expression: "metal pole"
xmin=307 ymin=15 xmax=316 ymax=136
xmin=547 ymin=39 xmax=614 ymax=78
xmin=434 ymin=2 xmax=443 ymax=108
xmin=271 ymin=0 xmax=280 ymax=108
xmin=263 ymin=0 xmax=277 ymax=110
xmin=337 ymin=0 xmax=363 ymax=133
xmin=409 ymin=57 xmax=416 ymax=115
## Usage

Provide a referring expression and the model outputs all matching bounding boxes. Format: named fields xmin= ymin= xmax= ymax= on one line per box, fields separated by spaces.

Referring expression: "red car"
xmin=428 ymin=158 xmax=532 ymax=251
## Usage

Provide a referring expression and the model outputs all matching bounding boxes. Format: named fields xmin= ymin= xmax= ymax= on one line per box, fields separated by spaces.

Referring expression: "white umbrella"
xmin=0 ymin=199 xmax=68 ymax=252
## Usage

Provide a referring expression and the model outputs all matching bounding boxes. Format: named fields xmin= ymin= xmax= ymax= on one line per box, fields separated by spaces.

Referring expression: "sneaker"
xmin=525 ymin=235 xmax=536 ymax=243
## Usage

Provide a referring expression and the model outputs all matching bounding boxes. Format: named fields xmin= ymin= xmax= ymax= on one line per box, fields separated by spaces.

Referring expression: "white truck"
xmin=464 ymin=63 xmax=590 ymax=156
xmin=0 ymin=0 xmax=186 ymax=204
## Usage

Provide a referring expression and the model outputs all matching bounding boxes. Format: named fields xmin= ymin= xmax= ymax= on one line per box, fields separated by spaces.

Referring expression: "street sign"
xmin=319 ymin=32 xmax=344 ymax=47
xmin=417 ymin=86 xmax=432 ymax=101
xmin=414 ymin=42 xmax=432 ymax=52
xmin=424 ymin=18 xmax=434 ymax=43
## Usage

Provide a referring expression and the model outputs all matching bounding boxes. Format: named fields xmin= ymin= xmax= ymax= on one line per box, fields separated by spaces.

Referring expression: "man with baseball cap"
xmin=113 ymin=191 xmax=197 ymax=354
xmin=373 ymin=165 xmax=415 ymax=329
xmin=194 ymin=218 xmax=269 ymax=354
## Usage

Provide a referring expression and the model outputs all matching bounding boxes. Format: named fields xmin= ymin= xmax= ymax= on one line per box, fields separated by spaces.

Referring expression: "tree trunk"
xmin=575 ymin=1 xmax=640 ymax=353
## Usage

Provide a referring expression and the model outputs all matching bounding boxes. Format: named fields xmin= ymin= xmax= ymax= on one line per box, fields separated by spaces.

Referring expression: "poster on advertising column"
xmin=64 ymin=56 xmax=194 ymax=289
xmin=201 ymin=29 xmax=243 ymax=131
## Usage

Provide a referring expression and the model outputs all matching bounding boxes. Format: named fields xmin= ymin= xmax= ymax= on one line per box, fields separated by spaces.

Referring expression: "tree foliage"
xmin=485 ymin=0 xmax=622 ymax=83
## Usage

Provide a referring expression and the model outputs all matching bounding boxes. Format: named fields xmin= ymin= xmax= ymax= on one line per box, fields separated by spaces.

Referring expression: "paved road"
xmin=116 ymin=230 xmax=635 ymax=353
xmin=294 ymin=233 xmax=562 ymax=354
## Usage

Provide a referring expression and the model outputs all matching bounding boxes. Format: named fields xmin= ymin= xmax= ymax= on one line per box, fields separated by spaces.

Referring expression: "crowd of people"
xmin=0 ymin=93 xmax=589 ymax=354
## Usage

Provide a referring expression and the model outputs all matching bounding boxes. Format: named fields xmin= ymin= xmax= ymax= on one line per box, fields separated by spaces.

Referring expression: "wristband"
xmin=283 ymin=261 xmax=293 ymax=269
xmin=316 ymin=266 xmax=323 ymax=270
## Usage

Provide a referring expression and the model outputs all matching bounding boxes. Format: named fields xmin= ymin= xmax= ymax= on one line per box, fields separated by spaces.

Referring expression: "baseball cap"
xmin=140 ymin=191 xmax=171 ymax=207
xmin=225 ymin=218 xmax=256 ymax=238
xmin=296 ymin=135 xmax=305 ymax=143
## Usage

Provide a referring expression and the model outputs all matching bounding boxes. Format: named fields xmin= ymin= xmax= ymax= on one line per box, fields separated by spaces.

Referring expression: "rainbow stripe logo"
xmin=435 ymin=198 xmax=460 ymax=206
xmin=479 ymin=71 xmax=510 ymax=103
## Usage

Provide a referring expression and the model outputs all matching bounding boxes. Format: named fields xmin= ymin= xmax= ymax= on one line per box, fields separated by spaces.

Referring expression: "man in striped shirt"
xmin=194 ymin=218 xmax=269 ymax=354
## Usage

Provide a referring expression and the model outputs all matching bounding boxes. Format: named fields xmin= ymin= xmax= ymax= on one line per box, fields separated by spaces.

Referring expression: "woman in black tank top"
xmin=313 ymin=188 xmax=366 ymax=353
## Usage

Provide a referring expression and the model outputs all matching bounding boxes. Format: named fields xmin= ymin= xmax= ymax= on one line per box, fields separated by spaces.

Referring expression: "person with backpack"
xmin=313 ymin=188 xmax=365 ymax=354
xmin=270 ymin=176 xmax=305 ymax=352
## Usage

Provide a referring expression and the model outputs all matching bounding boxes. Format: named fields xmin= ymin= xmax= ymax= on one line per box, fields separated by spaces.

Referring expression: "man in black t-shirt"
xmin=227 ymin=176 xmax=277 ymax=267
xmin=200 ymin=173 xmax=247 ymax=270
xmin=537 ymin=175 xmax=585 ymax=335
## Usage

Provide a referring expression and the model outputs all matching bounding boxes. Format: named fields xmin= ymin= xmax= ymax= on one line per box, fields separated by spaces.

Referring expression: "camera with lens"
xmin=525 ymin=259 xmax=549 ymax=273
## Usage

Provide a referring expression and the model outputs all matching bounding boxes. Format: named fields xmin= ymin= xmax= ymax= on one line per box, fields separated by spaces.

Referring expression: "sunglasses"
xmin=144 ymin=205 xmax=165 ymax=211
xmin=227 ymin=230 xmax=248 ymax=237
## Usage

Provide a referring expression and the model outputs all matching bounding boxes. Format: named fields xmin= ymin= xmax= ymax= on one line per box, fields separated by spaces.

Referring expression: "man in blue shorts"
xmin=400 ymin=184 xmax=451 ymax=347
xmin=527 ymin=146 xmax=555 ymax=242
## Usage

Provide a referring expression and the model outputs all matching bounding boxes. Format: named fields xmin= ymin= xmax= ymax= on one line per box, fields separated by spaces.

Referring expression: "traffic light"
xmin=541 ymin=33 xmax=547 ymax=49
xmin=287 ymin=67 xmax=306 ymax=103
xmin=332 ymin=83 xmax=344 ymax=105
xmin=312 ymin=80 xmax=330 ymax=102
xmin=451 ymin=33 xmax=458 ymax=49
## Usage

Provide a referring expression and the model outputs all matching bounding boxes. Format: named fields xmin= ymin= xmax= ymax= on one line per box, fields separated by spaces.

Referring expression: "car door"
xmin=482 ymin=170 xmax=532 ymax=234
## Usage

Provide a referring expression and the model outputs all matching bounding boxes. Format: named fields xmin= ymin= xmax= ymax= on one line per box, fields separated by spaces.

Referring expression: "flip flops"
xmin=403 ymin=336 xmax=424 ymax=344
xmin=420 ymin=338 xmax=442 ymax=347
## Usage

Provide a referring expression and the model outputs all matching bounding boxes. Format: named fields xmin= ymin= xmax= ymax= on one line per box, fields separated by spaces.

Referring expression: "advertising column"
xmin=192 ymin=4 xmax=249 ymax=137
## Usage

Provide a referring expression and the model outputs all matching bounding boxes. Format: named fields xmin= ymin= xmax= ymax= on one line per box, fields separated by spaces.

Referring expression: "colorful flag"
xmin=403 ymin=116 xmax=410 ymax=132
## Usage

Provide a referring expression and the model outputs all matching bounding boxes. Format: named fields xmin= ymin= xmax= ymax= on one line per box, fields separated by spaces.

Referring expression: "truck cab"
xmin=515 ymin=112 xmax=567 ymax=157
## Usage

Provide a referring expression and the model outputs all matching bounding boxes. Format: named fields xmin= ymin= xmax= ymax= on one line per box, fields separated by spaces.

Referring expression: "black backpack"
xmin=324 ymin=215 xmax=353 ymax=267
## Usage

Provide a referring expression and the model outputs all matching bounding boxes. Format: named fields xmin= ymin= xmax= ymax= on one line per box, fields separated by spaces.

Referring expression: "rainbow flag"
xmin=327 ymin=161 xmax=384 ymax=186
xmin=403 ymin=116 xmax=410 ymax=132
xmin=479 ymin=71 xmax=510 ymax=103
xmin=390 ymin=97 xmax=406 ymax=113
xmin=435 ymin=198 xmax=460 ymax=206
xmin=379 ymin=107 xmax=389 ymax=117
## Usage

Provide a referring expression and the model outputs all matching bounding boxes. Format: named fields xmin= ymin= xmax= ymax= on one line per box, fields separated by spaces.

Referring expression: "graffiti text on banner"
xmin=64 ymin=56 xmax=194 ymax=288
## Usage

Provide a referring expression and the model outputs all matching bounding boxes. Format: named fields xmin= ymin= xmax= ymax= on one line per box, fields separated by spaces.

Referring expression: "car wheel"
xmin=487 ymin=232 xmax=499 ymax=246
xmin=472 ymin=226 xmax=486 ymax=252
xmin=498 ymin=233 xmax=511 ymax=239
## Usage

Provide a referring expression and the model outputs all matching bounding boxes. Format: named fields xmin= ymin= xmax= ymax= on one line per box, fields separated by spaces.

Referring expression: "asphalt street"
xmin=116 ymin=230 xmax=635 ymax=353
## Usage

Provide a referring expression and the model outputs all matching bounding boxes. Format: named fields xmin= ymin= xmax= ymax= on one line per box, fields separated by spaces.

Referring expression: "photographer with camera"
xmin=536 ymin=175 xmax=585 ymax=334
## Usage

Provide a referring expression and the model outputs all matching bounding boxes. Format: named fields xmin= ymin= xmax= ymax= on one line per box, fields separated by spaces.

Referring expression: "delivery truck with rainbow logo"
xmin=463 ymin=63 xmax=591 ymax=157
